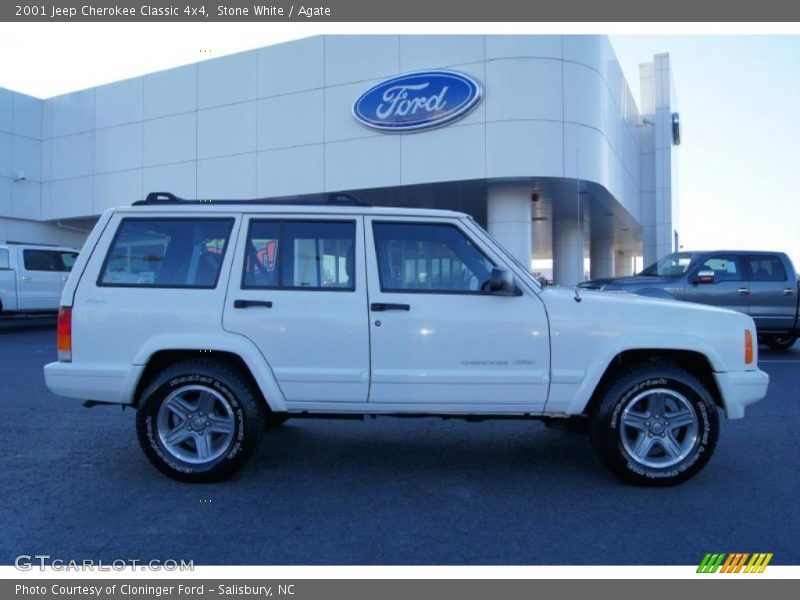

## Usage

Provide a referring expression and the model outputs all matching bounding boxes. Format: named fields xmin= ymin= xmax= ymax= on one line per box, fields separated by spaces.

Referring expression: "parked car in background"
xmin=580 ymin=250 xmax=800 ymax=350
xmin=44 ymin=194 xmax=768 ymax=486
xmin=0 ymin=243 xmax=80 ymax=315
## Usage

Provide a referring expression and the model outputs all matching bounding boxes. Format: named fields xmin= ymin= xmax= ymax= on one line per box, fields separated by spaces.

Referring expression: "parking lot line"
xmin=758 ymin=359 xmax=800 ymax=363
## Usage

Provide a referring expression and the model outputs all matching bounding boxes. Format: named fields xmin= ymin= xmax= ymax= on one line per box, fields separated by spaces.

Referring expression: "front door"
xmin=685 ymin=254 xmax=750 ymax=315
xmin=364 ymin=217 xmax=550 ymax=412
xmin=223 ymin=215 xmax=370 ymax=404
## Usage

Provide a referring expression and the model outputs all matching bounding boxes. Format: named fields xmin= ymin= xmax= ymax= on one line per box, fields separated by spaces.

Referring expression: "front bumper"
xmin=713 ymin=369 xmax=770 ymax=419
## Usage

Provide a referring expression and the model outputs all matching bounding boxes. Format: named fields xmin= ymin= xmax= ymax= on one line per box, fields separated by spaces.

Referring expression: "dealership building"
xmin=0 ymin=35 xmax=679 ymax=285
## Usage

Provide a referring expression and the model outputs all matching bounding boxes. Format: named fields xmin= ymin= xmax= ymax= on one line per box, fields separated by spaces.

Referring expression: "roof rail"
xmin=133 ymin=191 xmax=371 ymax=207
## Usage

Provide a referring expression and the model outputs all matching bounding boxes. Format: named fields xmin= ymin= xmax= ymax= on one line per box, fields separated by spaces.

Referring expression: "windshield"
xmin=638 ymin=252 xmax=697 ymax=277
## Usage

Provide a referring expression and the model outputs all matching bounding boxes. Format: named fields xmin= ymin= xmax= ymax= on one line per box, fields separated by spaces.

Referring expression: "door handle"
xmin=234 ymin=299 xmax=272 ymax=309
xmin=20 ymin=275 xmax=31 ymax=281
xmin=737 ymin=288 xmax=749 ymax=296
xmin=784 ymin=288 xmax=794 ymax=296
xmin=371 ymin=303 xmax=410 ymax=312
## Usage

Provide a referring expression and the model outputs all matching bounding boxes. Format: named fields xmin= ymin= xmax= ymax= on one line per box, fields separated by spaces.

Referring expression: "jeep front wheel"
xmin=589 ymin=364 xmax=718 ymax=486
xmin=136 ymin=360 xmax=265 ymax=482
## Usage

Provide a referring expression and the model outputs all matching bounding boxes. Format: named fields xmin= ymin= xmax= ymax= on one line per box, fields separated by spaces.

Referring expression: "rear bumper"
xmin=44 ymin=361 xmax=141 ymax=404
xmin=713 ymin=369 xmax=769 ymax=419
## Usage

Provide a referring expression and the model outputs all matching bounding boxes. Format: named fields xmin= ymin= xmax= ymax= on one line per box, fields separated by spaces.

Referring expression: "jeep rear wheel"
xmin=136 ymin=360 xmax=265 ymax=482
xmin=589 ymin=364 xmax=718 ymax=486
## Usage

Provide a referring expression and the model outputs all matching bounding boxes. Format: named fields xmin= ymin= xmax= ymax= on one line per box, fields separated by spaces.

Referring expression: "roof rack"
xmin=133 ymin=191 xmax=371 ymax=207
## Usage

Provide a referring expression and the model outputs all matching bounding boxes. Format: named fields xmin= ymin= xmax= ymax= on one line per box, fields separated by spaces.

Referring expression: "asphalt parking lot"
xmin=1 ymin=316 xmax=798 ymax=566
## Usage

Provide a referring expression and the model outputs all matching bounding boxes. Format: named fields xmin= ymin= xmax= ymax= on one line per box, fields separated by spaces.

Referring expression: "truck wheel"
xmin=763 ymin=333 xmax=797 ymax=351
xmin=136 ymin=360 xmax=265 ymax=483
xmin=589 ymin=364 xmax=718 ymax=486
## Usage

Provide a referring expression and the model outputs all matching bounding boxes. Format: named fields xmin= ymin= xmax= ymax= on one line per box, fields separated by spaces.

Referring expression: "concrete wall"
xmin=0 ymin=88 xmax=44 ymax=222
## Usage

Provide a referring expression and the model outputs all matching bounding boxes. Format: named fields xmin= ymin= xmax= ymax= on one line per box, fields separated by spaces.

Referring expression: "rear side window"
xmin=99 ymin=218 xmax=234 ymax=288
xmin=0 ymin=248 xmax=8 ymax=269
xmin=746 ymin=255 xmax=787 ymax=282
xmin=243 ymin=220 xmax=355 ymax=290
xmin=23 ymin=249 xmax=73 ymax=272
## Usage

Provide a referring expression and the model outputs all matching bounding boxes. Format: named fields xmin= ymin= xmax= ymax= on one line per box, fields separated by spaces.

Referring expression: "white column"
xmin=553 ymin=215 xmax=584 ymax=286
xmin=590 ymin=234 xmax=615 ymax=280
xmin=615 ymin=251 xmax=634 ymax=277
xmin=589 ymin=219 xmax=615 ymax=280
xmin=487 ymin=182 xmax=532 ymax=269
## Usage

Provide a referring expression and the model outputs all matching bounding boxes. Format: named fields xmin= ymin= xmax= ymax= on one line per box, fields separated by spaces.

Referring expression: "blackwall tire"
xmin=266 ymin=413 xmax=290 ymax=428
xmin=763 ymin=333 xmax=797 ymax=351
xmin=589 ymin=363 xmax=719 ymax=486
xmin=136 ymin=360 xmax=265 ymax=483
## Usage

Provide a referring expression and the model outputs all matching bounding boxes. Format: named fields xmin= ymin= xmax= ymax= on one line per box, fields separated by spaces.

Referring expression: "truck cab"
xmin=0 ymin=243 xmax=79 ymax=314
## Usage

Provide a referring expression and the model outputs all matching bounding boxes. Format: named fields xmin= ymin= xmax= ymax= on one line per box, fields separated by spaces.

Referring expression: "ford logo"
xmin=352 ymin=70 xmax=482 ymax=132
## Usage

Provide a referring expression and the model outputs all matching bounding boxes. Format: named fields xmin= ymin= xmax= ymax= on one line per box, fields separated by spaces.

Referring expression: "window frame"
xmin=96 ymin=216 xmax=235 ymax=289
xmin=241 ymin=218 xmax=357 ymax=293
xmin=372 ymin=220 xmax=497 ymax=296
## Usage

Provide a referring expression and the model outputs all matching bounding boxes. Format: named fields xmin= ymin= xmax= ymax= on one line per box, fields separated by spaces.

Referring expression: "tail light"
xmin=744 ymin=329 xmax=754 ymax=365
xmin=57 ymin=306 xmax=72 ymax=362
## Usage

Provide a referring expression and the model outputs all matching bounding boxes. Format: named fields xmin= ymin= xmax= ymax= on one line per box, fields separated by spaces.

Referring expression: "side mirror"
xmin=487 ymin=267 xmax=517 ymax=295
xmin=693 ymin=269 xmax=715 ymax=284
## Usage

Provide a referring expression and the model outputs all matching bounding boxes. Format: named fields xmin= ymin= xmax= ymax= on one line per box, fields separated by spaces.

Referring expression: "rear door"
xmin=744 ymin=254 xmax=797 ymax=332
xmin=17 ymin=249 xmax=73 ymax=310
xmin=223 ymin=214 xmax=370 ymax=404
xmin=685 ymin=254 xmax=749 ymax=315
xmin=364 ymin=217 xmax=550 ymax=411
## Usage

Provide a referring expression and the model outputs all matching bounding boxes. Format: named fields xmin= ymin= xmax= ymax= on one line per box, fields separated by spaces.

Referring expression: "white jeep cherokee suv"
xmin=44 ymin=193 xmax=769 ymax=485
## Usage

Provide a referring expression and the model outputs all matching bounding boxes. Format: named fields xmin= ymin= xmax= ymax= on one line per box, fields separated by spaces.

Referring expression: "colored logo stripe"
xmin=745 ymin=553 xmax=773 ymax=573
xmin=697 ymin=552 xmax=772 ymax=573
xmin=697 ymin=553 xmax=726 ymax=573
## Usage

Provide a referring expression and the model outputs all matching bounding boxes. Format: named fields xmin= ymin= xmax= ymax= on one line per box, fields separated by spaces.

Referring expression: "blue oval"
xmin=352 ymin=70 xmax=482 ymax=132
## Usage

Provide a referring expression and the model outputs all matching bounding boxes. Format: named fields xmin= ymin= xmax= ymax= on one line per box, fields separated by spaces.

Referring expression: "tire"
xmin=589 ymin=363 xmax=719 ymax=486
xmin=266 ymin=412 xmax=290 ymax=428
xmin=762 ymin=333 xmax=797 ymax=351
xmin=136 ymin=360 xmax=266 ymax=483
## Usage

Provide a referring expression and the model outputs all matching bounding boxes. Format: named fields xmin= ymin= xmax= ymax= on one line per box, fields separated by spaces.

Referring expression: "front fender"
xmin=128 ymin=332 xmax=288 ymax=411
xmin=632 ymin=288 xmax=676 ymax=300
xmin=550 ymin=334 xmax=726 ymax=416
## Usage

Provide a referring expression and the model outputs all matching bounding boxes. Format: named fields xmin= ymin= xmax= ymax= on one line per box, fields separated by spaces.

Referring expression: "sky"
xmin=0 ymin=25 xmax=798 ymax=268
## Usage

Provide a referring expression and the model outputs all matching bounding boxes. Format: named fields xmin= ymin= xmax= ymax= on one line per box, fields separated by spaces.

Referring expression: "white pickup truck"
xmin=0 ymin=243 xmax=79 ymax=314
xmin=43 ymin=196 xmax=769 ymax=485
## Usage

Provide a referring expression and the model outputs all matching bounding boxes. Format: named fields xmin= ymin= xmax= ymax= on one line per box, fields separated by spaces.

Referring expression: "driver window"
xmin=699 ymin=255 xmax=742 ymax=282
xmin=373 ymin=222 xmax=494 ymax=293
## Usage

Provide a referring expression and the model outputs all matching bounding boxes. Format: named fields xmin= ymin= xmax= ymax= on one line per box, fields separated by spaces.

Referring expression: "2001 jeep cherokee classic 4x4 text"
xmin=44 ymin=194 xmax=769 ymax=485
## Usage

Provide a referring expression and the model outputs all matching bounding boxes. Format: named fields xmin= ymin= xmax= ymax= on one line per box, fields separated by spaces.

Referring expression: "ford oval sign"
xmin=352 ymin=70 xmax=482 ymax=133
